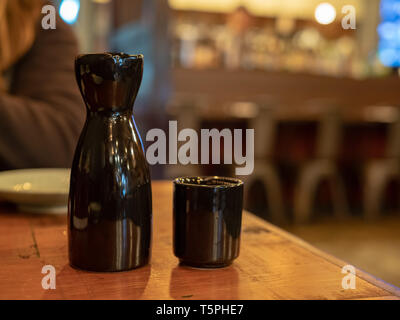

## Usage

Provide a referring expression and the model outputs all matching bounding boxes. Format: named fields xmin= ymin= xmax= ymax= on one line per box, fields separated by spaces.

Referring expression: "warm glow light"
xmin=59 ymin=0 xmax=80 ymax=24
xmin=168 ymin=0 xmax=363 ymax=20
xmin=314 ymin=2 xmax=336 ymax=25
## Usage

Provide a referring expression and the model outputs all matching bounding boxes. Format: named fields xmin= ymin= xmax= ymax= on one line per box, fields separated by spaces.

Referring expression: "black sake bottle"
xmin=68 ymin=53 xmax=152 ymax=272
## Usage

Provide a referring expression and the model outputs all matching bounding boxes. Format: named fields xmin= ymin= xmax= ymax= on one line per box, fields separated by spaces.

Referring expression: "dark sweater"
xmin=0 ymin=18 xmax=85 ymax=170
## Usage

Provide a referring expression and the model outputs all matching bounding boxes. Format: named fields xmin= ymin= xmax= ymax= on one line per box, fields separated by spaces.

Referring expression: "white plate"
xmin=0 ymin=168 xmax=70 ymax=214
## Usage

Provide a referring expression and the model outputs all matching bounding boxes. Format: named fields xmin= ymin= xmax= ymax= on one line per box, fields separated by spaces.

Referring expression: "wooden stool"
xmin=164 ymin=94 xmax=206 ymax=179
xmin=294 ymin=102 xmax=349 ymax=224
xmin=239 ymin=99 xmax=286 ymax=224
xmin=364 ymin=106 xmax=400 ymax=220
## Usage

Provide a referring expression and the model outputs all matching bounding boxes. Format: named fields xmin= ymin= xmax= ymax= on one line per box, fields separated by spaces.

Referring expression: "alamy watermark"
xmin=341 ymin=5 xmax=356 ymax=30
xmin=341 ymin=265 xmax=356 ymax=290
xmin=41 ymin=5 xmax=57 ymax=30
xmin=41 ymin=263 xmax=357 ymax=291
xmin=146 ymin=121 xmax=254 ymax=176
xmin=41 ymin=265 xmax=56 ymax=290
xmin=40 ymin=4 xmax=356 ymax=30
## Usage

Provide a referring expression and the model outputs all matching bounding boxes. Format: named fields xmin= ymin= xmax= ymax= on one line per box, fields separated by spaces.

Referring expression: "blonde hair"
xmin=0 ymin=0 xmax=43 ymax=90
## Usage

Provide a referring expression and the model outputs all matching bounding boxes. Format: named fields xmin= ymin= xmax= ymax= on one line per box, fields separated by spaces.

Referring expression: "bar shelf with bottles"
xmin=170 ymin=9 xmax=388 ymax=79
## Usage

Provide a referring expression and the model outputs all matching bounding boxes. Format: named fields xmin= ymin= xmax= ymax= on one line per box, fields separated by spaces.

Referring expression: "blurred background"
xmin=55 ymin=0 xmax=400 ymax=286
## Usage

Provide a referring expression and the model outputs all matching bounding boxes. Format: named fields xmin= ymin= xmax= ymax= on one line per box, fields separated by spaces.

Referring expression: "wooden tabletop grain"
xmin=0 ymin=181 xmax=399 ymax=300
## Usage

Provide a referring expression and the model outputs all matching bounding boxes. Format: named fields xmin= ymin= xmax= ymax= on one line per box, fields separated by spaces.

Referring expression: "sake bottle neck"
xmin=75 ymin=53 xmax=144 ymax=113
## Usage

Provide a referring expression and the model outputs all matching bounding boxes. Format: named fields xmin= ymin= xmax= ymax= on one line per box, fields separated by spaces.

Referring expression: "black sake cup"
xmin=173 ymin=176 xmax=244 ymax=268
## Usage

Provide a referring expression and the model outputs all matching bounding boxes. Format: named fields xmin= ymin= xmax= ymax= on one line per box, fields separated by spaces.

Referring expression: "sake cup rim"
xmin=76 ymin=52 xmax=144 ymax=61
xmin=173 ymin=176 xmax=244 ymax=189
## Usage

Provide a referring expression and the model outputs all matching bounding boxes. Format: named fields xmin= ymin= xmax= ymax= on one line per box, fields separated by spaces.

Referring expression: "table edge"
xmin=244 ymin=211 xmax=400 ymax=297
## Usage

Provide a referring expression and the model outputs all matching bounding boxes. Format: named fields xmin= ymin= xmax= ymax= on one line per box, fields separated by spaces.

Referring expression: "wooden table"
xmin=0 ymin=181 xmax=399 ymax=300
